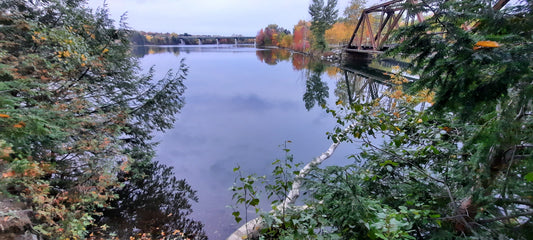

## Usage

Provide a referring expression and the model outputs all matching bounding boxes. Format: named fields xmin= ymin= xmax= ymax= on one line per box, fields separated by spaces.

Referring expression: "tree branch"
xmin=227 ymin=125 xmax=351 ymax=240
xmin=477 ymin=211 xmax=533 ymax=224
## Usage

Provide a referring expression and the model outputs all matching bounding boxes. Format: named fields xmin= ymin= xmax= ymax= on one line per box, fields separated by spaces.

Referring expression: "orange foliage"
xmin=292 ymin=53 xmax=310 ymax=70
xmin=473 ymin=40 xmax=500 ymax=50
xmin=279 ymin=35 xmax=293 ymax=48
xmin=293 ymin=20 xmax=311 ymax=52
xmin=0 ymin=114 xmax=10 ymax=118
xmin=13 ymin=121 xmax=26 ymax=128
xmin=325 ymin=22 xmax=352 ymax=46
xmin=326 ymin=66 xmax=340 ymax=78
xmin=2 ymin=170 xmax=16 ymax=178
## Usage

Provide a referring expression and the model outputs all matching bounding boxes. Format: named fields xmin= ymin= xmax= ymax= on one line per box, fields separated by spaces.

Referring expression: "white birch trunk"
xmin=226 ymin=140 xmax=342 ymax=240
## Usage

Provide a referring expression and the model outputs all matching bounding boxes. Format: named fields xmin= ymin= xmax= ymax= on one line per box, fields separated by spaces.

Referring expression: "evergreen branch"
xmin=495 ymin=198 xmax=533 ymax=207
xmin=477 ymin=211 xmax=533 ymax=224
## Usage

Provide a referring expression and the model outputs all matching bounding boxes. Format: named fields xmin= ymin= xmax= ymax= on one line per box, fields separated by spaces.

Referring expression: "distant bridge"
xmin=345 ymin=0 xmax=510 ymax=54
xmin=177 ymin=36 xmax=255 ymax=45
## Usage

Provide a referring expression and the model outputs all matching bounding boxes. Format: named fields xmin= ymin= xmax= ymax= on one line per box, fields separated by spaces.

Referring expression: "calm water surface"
xmin=136 ymin=45 xmax=373 ymax=239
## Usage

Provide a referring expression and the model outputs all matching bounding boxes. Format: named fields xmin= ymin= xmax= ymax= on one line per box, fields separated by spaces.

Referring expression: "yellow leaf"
xmin=473 ymin=40 xmax=500 ymax=50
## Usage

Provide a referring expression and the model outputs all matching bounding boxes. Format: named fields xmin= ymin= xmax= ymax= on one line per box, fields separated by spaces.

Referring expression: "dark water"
xmin=134 ymin=45 xmax=393 ymax=239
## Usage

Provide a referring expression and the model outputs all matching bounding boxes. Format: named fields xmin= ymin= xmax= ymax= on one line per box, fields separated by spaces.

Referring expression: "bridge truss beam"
xmin=346 ymin=0 xmax=510 ymax=53
xmin=347 ymin=0 xmax=423 ymax=52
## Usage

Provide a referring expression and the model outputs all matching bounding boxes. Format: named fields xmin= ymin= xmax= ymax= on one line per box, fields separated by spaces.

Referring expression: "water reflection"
xmin=291 ymin=53 xmax=309 ymax=70
xmin=335 ymin=66 xmax=393 ymax=106
xmin=303 ymin=62 xmax=329 ymax=110
xmin=252 ymin=48 xmax=406 ymax=111
xmin=255 ymin=48 xmax=331 ymax=110
xmin=255 ymin=48 xmax=290 ymax=65
xmin=253 ymin=48 xmax=410 ymax=111
xmin=99 ymin=161 xmax=207 ymax=239
xmin=132 ymin=46 xmax=181 ymax=58
xmin=131 ymin=45 xmax=409 ymax=239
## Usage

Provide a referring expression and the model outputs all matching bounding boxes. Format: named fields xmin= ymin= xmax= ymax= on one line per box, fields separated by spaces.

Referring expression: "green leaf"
xmin=250 ymin=198 xmax=260 ymax=206
xmin=525 ymin=172 xmax=533 ymax=182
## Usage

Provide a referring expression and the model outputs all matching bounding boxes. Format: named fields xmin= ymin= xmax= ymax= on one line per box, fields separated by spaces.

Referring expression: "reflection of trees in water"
xmin=255 ymin=48 xmax=291 ymax=65
xmin=303 ymin=62 xmax=329 ymax=110
xmin=255 ymin=49 xmax=330 ymax=110
xmin=335 ymin=69 xmax=394 ymax=109
xmin=254 ymin=48 xmax=311 ymax=70
xmin=132 ymin=46 xmax=181 ymax=58
xmin=291 ymin=53 xmax=310 ymax=70
xmin=98 ymin=161 xmax=206 ymax=239
xmin=254 ymin=49 xmax=403 ymax=111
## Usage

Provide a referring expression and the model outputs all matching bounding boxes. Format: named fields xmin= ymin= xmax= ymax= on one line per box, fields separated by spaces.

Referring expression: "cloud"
xmin=189 ymin=93 xmax=300 ymax=113
xmin=86 ymin=0 xmax=370 ymax=35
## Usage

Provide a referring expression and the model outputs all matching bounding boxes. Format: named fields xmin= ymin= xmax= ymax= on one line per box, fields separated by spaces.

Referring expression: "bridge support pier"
xmin=342 ymin=50 xmax=374 ymax=67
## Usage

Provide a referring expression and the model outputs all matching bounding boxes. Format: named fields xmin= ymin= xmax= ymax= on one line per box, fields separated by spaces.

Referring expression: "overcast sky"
xmin=85 ymin=0 xmax=383 ymax=36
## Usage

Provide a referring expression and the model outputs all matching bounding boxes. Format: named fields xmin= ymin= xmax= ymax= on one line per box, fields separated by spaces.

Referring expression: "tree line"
xmin=130 ymin=31 xmax=254 ymax=45
xmin=255 ymin=0 xmax=367 ymax=52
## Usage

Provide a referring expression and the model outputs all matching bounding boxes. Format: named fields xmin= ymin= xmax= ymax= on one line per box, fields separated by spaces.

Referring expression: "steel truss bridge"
xmin=345 ymin=0 xmax=510 ymax=54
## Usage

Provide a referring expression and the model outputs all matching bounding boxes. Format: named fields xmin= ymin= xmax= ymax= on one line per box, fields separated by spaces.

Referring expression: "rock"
xmin=0 ymin=196 xmax=39 ymax=240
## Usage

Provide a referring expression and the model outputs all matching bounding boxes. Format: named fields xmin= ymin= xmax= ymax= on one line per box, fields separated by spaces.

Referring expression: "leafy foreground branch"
xmin=0 ymin=0 xmax=205 ymax=239
xmin=228 ymin=139 xmax=343 ymax=240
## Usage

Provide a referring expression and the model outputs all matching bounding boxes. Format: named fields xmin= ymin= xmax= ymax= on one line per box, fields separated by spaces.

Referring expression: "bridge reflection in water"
xmin=253 ymin=47 xmax=414 ymax=112
xmin=337 ymin=56 xmax=417 ymax=113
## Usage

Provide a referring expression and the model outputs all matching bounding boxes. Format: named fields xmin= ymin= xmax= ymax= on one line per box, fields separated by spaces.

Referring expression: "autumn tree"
xmin=325 ymin=22 xmax=352 ymax=46
xmin=0 ymin=0 xmax=202 ymax=238
xmin=279 ymin=34 xmax=293 ymax=48
xmin=343 ymin=0 xmax=366 ymax=28
xmin=308 ymin=0 xmax=338 ymax=51
xmin=256 ymin=24 xmax=291 ymax=47
xmin=256 ymin=29 xmax=266 ymax=46
xmin=292 ymin=20 xmax=311 ymax=52
xmin=265 ymin=27 xmax=276 ymax=46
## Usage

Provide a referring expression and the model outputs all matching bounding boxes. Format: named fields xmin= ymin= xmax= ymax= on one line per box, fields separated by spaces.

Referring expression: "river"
xmin=133 ymin=45 xmax=393 ymax=239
